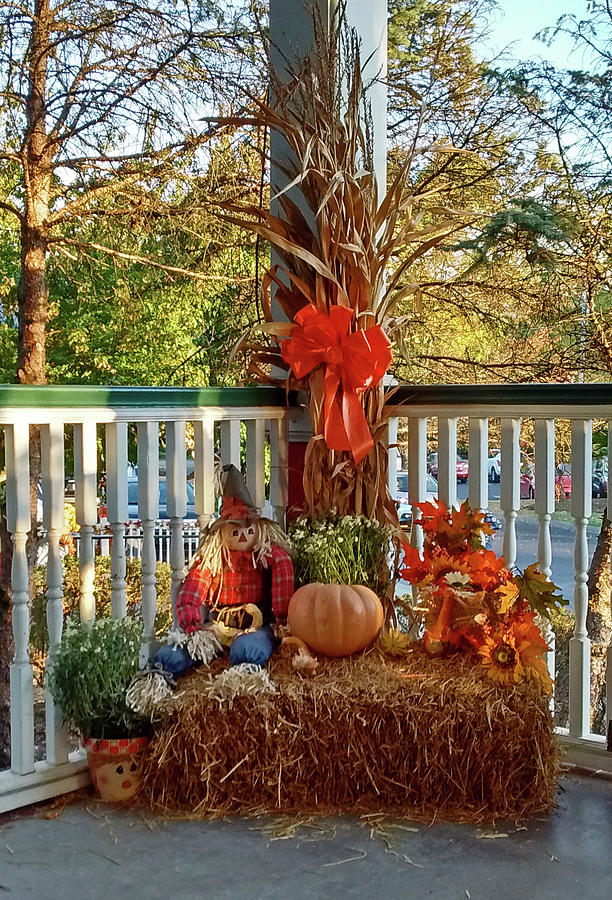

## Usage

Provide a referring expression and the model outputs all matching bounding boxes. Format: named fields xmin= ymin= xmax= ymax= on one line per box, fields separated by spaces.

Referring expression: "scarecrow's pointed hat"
xmin=211 ymin=464 xmax=258 ymax=528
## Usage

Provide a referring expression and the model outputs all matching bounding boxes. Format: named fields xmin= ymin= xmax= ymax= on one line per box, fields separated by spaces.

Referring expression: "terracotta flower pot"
xmin=84 ymin=736 xmax=148 ymax=802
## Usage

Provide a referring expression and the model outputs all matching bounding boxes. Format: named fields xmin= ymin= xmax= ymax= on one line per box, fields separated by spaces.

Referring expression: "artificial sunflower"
xmin=478 ymin=632 xmax=524 ymax=686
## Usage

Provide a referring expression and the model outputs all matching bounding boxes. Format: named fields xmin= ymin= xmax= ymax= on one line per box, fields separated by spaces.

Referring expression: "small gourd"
xmin=288 ymin=583 xmax=384 ymax=657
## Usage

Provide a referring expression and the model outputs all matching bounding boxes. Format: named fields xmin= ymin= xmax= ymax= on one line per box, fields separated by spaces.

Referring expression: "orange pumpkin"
xmin=288 ymin=583 xmax=384 ymax=657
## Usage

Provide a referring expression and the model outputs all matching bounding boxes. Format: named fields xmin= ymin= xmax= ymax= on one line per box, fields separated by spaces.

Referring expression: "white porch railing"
xmin=392 ymin=382 xmax=612 ymax=774
xmin=0 ymin=382 xmax=610 ymax=813
xmin=0 ymin=385 xmax=290 ymax=813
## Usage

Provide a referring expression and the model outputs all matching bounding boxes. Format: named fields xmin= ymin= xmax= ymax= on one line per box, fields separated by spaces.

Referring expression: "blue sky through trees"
xmin=481 ymin=0 xmax=590 ymax=66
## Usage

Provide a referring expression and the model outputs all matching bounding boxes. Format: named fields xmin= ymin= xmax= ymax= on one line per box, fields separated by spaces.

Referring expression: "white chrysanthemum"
xmin=444 ymin=571 xmax=471 ymax=586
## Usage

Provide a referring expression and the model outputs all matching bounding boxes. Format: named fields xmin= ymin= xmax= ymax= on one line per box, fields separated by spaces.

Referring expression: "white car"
xmin=488 ymin=449 xmax=501 ymax=483
xmin=396 ymin=472 xmax=438 ymax=525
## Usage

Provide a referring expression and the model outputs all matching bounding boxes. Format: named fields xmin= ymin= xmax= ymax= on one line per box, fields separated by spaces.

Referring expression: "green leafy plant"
xmin=289 ymin=513 xmax=396 ymax=597
xmin=31 ymin=557 xmax=172 ymax=678
xmin=48 ymin=616 xmax=148 ymax=740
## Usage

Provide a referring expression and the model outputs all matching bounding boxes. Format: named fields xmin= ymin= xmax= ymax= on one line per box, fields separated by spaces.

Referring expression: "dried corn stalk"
xmin=218 ymin=8 xmax=474 ymax=524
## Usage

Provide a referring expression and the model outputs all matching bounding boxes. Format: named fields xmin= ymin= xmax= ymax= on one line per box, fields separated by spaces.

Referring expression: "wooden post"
xmin=106 ymin=422 xmax=128 ymax=619
xmin=437 ymin=417 xmax=458 ymax=509
xmin=137 ymin=422 xmax=159 ymax=661
xmin=166 ymin=420 xmax=187 ymax=628
xmin=569 ymin=417 xmax=592 ymax=738
xmin=74 ymin=422 xmax=97 ymax=629
xmin=40 ymin=421 xmax=70 ymax=765
xmin=500 ymin=417 xmax=521 ymax=569
xmin=6 ymin=422 xmax=34 ymax=775
xmin=535 ymin=418 xmax=556 ymax=686
xmin=468 ymin=417 xmax=488 ymax=512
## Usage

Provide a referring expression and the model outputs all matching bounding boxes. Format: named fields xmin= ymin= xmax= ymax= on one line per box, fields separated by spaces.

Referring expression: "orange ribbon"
xmin=281 ymin=304 xmax=392 ymax=464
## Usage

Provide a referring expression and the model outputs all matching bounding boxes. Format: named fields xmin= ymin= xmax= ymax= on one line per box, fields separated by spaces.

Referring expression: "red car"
xmin=427 ymin=453 xmax=469 ymax=483
xmin=555 ymin=465 xmax=571 ymax=499
xmin=455 ymin=458 xmax=469 ymax=483
xmin=520 ymin=471 xmax=535 ymax=499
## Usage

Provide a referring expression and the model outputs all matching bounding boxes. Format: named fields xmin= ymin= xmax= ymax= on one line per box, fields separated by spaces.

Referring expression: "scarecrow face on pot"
xmin=92 ymin=758 xmax=141 ymax=802
xmin=225 ymin=521 xmax=258 ymax=553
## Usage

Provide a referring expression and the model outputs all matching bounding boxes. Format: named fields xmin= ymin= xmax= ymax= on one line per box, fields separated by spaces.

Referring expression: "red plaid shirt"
xmin=175 ymin=545 xmax=294 ymax=634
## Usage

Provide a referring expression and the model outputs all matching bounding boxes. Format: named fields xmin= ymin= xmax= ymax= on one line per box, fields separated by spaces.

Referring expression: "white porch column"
xmin=269 ymin=0 xmax=388 ymax=219
xmin=268 ymin=0 xmax=389 ymax=505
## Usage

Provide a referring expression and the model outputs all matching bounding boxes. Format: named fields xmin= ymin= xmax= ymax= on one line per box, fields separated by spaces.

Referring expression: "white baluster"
xmin=106 ymin=422 xmax=128 ymax=619
xmin=5 ymin=422 xmax=34 ymax=775
xmin=468 ymin=417 xmax=488 ymax=511
xmin=246 ymin=418 xmax=266 ymax=510
xmin=437 ymin=416 xmax=457 ymax=508
xmin=137 ymin=422 xmax=159 ymax=659
xmin=569 ymin=417 xmax=592 ymax=737
xmin=220 ymin=419 xmax=241 ymax=470
xmin=270 ymin=416 xmax=289 ymax=527
xmin=74 ymin=422 xmax=97 ymax=628
xmin=40 ymin=422 xmax=70 ymax=765
xmin=535 ymin=418 xmax=556 ymax=686
xmin=386 ymin=416 xmax=399 ymax=500
xmin=166 ymin=420 xmax=187 ymax=628
xmin=500 ymin=417 xmax=521 ymax=569
xmin=607 ymin=419 xmax=612 ymax=750
xmin=407 ymin=417 xmax=427 ymax=555
xmin=193 ymin=417 xmax=216 ymax=532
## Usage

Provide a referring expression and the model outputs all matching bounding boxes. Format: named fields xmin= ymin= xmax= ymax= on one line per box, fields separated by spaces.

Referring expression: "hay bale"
xmin=140 ymin=649 xmax=559 ymax=822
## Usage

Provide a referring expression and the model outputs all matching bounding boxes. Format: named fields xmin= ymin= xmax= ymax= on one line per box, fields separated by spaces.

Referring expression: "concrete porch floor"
xmin=0 ymin=771 xmax=610 ymax=900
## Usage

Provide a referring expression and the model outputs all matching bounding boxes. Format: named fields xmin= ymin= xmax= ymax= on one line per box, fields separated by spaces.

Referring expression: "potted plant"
xmin=287 ymin=513 xmax=400 ymax=656
xmin=49 ymin=616 xmax=149 ymax=801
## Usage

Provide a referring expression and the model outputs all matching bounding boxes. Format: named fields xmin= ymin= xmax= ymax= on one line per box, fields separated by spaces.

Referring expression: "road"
xmin=488 ymin=516 xmax=599 ymax=606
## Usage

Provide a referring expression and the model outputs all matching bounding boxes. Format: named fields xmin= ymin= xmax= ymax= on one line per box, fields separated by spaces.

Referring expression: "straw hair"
xmin=191 ymin=518 xmax=291 ymax=574
xmin=141 ymin=649 xmax=558 ymax=823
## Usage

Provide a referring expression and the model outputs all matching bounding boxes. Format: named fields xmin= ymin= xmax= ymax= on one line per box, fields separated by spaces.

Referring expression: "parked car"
xmin=489 ymin=450 xmax=534 ymax=485
xmin=427 ymin=453 xmax=468 ymax=483
xmin=397 ymin=473 xmax=439 ymax=525
xmin=555 ymin=464 xmax=572 ymax=499
xmin=520 ymin=470 xmax=535 ymax=499
xmin=399 ymin=493 xmax=502 ymax=550
xmin=488 ymin=449 xmax=501 ymax=483
xmin=592 ymin=460 xmax=608 ymax=498
xmin=127 ymin=477 xmax=197 ymax=520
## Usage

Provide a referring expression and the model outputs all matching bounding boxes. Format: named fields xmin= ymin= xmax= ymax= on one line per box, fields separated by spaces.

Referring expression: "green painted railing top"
xmin=391 ymin=383 xmax=612 ymax=406
xmin=1 ymin=382 xmax=610 ymax=411
xmin=0 ymin=384 xmax=289 ymax=409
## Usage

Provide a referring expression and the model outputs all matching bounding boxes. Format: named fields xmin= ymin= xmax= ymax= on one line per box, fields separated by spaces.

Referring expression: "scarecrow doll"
xmin=153 ymin=466 xmax=294 ymax=675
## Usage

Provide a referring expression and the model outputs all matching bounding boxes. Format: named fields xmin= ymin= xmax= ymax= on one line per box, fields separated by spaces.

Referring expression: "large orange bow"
xmin=281 ymin=304 xmax=392 ymax=464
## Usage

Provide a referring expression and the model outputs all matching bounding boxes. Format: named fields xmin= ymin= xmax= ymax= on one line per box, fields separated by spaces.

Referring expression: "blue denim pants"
xmin=153 ymin=625 xmax=277 ymax=677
